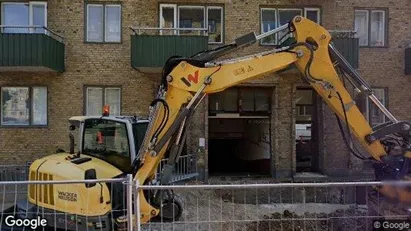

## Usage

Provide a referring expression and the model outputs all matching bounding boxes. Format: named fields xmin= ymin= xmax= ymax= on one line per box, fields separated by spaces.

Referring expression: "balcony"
xmin=0 ymin=26 xmax=65 ymax=73
xmin=278 ymin=30 xmax=359 ymax=71
xmin=329 ymin=30 xmax=359 ymax=69
xmin=131 ymin=27 xmax=209 ymax=73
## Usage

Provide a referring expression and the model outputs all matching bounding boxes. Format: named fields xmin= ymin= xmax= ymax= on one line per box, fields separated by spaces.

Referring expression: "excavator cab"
xmin=0 ymin=109 xmax=151 ymax=231
xmin=68 ymin=113 xmax=149 ymax=174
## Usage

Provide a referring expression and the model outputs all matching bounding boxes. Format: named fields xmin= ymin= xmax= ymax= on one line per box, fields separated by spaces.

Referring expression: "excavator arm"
xmin=133 ymin=16 xmax=411 ymax=223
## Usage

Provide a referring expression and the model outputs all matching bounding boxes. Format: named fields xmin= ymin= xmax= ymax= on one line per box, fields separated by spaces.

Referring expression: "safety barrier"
xmin=2 ymin=173 xmax=411 ymax=231
xmin=0 ymin=175 xmax=134 ymax=231
xmin=135 ymin=181 xmax=411 ymax=231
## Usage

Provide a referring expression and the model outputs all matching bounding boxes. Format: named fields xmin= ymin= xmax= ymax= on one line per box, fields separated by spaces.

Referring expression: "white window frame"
xmin=104 ymin=4 xmax=121 ymax=42
xmin=160 ymin=4 xmax=223 ymax=44
xmin=177 ymin=5 xmax=205 ymax=36
xmin=159 ymin=4 xmax=177 ymax=35
xmin=29 ymin=1 xmax=47 ymax=32
xmin=1 ymin=1 xmax=47 ymax=34
xmin=0 ymin=86 xmax=48 ymax=126
xmin=85 ymin=86 xmax=121 ymax=116
xmin=365 ymin=88 xmax=387 ymax=126
xmin=206 ymin=6 xmax=223 ymax=44
xmin=278 ymin=8 xmax=303 ymax=42
xmin=260 ymin=8 xmax=277 ymax=45
xmin=370 ymin=10 xmax=385 ymax=47
xmin=278 ymin=8 xmax=303 ymax=23
xmin=86 ymin=4 xmax=104 ymax=42
xmin=304 ymin=7 xmax=321 ymax=24
xmin=355 ymin=9 xmax=386 ymax=47
xmin=86 ymin=3 xmax=121 ymax=43
xmin=354 ymin=9 xmax=369 ymax=46
xmin=261 ymin=7 xmax=320 ymax=45
xmin=104 ymin=87 xmax=121 ymax=112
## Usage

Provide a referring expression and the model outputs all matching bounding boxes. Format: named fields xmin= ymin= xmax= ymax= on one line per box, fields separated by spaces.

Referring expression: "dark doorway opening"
xmin=295 ymin=88 xmax=319 ymax=172
xmin=207 ymin=86 xmax=273 ymax=176
xmin=208 ymin=118 xmax=271 ymax=176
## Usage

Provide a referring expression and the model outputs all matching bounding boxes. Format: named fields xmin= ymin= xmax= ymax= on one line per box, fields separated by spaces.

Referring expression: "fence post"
xmin=135 ymin=180 xmax=141 ymax=231
xmin=126 ymin=174 xmax=134 ymax=231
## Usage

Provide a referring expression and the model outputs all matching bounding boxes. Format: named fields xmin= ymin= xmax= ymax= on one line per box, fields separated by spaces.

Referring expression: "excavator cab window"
xmin=132 ymin=122 xmax=149 ymax=155
xmin=82 ymin=119 xmax=132 ymax=172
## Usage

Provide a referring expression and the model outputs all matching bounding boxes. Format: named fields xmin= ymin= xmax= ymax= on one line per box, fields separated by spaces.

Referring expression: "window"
xmin=208 ymin=87 xmax=271 ymax=115
xmin=132 ymin=122 xmax=149 ymax=153
xmin=354 ymin=9 xmax=386 ymax=47
xmin=296 ymin=89 xmax=313 ymax=121
xmin=82 ymin=118 xmax=131 ymax=172
xmin=297 ymin=105 xmax=313 ymax=116
xmin=355 ymin=88 xmax=388 ymax=126
xmin=85 ymin=87 xmax=121 ymax=116
xmin=1 ymin=87 xmax=47 ymax=126
xmin=1 ymin=2 xmax=47 ymax=34
xmin=159 ymin=4 xmax=224 ymax=44
xmin=260 ymin=7 xmax=320 ymax=45
xmin=86 ymin=3 xmax=121 ymax=42
xmin=368 ymin=88 xmax=388 ymax=126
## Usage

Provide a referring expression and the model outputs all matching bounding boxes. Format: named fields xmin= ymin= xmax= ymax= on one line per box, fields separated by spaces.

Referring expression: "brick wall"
xmin=0 ymin=0 xmax=410 ymax=182
xmin=0 ymin=0 xmax=160 ymax=164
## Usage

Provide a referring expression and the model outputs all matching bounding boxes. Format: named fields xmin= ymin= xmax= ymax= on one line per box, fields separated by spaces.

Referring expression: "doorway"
xmin=295 ymin=88 xmax=319 ymax=172
xmin=208 ymin=87 xmax=273 ymax=176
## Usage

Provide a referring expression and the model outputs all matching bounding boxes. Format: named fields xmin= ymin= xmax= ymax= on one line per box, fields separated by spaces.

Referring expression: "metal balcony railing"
xmin=130 ymin=26 xmax=209 ymax=36
xmin=0 ymin=25 xmax=65 ymax=72
xmin=130 ymin=27 xmax=209 ymax=72
xmin=0 ymin=25 xmax=64 ymax=43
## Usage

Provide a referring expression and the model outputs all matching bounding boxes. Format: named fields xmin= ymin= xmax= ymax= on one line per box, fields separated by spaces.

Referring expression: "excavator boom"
xmin=133 ymin=16 xmax=411 ymax=222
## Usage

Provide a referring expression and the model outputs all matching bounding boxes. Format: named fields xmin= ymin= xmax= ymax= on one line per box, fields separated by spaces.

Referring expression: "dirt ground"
xmin=141 ymin=188 xmax=372 ymax=231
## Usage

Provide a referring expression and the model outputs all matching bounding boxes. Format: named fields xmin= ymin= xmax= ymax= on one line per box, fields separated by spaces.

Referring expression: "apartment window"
xmin=260 ymin=7 xmax=321 ymax=45
xmin=355 ymin=88 xmax=388 ymax=127
xmin=86 ymin=3 xmax=121 ymax=42
xmin=1 ymin=2 xmax=47 ymax=34
xmin=1 ymin=87 xmax=47 ymax=126
xmin=85 ymin=87 xmax=121 ymax=116
xmin=354 ymin=9 xmax=386 ymax=47
xmin=159 ymin=4 xmax=224 ymax=44
xmin=367 ymin=88 xmax=388 ymax=126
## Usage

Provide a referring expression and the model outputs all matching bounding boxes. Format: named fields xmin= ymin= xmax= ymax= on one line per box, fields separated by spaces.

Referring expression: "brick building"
xmin=0 ymin=0 xmax=410 ymax=182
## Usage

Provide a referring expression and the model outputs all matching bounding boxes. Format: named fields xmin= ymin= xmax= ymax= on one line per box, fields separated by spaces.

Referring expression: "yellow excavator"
xmin=2 ymin=16 xmax=411 ymax=230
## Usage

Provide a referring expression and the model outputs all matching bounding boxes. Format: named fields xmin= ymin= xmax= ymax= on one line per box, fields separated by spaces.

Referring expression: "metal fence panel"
xmin=156 ymin=154 xmax=198 ymax=183
xmin=0 ymin=176 xmax=134 ymax=231
xmin=135 ymin=181 xmax=411 ymax=231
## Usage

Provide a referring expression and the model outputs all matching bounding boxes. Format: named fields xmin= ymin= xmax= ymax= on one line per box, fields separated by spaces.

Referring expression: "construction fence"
xmin=1 ymin=175 xmax=411 ymax=231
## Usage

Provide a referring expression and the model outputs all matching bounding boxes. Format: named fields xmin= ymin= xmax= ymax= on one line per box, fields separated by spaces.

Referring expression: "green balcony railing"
xmin=131 ymin=27 xmax=209 ymax=73
xmin=0 ymin=26 xmax=65 ymax=72
xmin=270 ymin=31 xmax=359 ymax=70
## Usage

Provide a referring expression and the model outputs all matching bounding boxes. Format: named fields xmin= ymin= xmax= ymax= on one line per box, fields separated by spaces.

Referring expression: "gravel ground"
xmin=141 ymin=189 xmax=371 ymax=231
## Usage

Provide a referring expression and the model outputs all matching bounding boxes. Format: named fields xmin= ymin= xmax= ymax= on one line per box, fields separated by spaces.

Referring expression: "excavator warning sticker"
xmin=181 ymin=70 xmax=199 ymax=87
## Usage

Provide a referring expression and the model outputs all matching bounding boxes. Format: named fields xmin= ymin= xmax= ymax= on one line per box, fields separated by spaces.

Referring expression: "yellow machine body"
xmin=28 ymin=153 xmax=122 ymax=217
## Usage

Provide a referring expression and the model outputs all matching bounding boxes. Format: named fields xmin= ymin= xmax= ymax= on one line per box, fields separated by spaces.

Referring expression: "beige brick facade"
xmin=0 ymin=0 xmax=410 ymax=181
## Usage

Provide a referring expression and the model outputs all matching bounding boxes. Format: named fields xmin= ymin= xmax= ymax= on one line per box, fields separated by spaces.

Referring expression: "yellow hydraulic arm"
xmin=132 ymin=16 xmax=411 ymax=222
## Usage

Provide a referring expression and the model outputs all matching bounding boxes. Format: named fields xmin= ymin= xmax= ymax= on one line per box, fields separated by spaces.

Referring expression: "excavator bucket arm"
xmin=133 ymin=16 xmax=411 ymax=223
